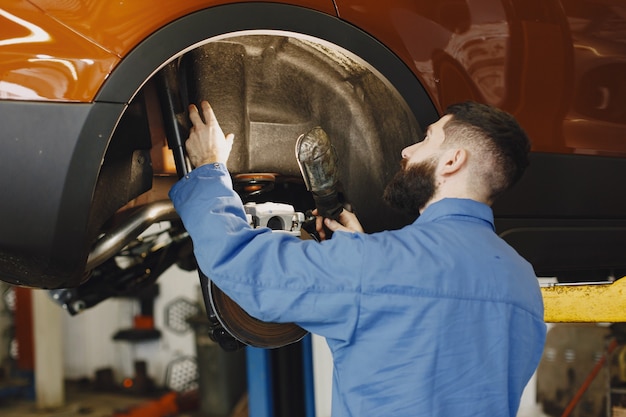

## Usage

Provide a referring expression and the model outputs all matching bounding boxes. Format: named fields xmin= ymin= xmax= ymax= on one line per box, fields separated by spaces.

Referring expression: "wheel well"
xmin=96 ymin=3 xmax=438 ymax=233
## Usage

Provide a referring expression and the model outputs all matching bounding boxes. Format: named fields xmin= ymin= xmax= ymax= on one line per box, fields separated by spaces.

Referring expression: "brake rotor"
xmin=209 ymin=281 xmax=307 ymax=349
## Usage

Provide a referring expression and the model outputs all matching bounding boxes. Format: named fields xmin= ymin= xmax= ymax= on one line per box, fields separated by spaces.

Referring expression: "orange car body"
xmin=0 ymin=0 xmax=624 ymax=288
xmin=1 ymin=0 xmax=335 ymax=101
xmin=3 ymin=0 xmax=624 ymax=156
xmin=337 ymin=0 xmax=626 ymax=158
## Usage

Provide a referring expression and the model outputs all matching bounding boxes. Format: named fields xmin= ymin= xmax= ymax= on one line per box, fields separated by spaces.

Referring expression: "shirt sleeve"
xmin=169 ymin=163 xmax=362 ymax=343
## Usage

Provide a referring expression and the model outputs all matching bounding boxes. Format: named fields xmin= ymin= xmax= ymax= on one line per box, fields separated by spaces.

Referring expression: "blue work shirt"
xmin=170 ymin=163 xmax=546 ymax=417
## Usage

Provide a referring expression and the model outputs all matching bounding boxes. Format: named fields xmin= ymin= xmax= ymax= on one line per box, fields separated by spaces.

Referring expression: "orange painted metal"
xmin=0 ymin=0 xmax=336 ymax=102
xmin=29 ymin=0 xmax=337 ymax=57
xmin=0 ymin=0 xmax=624 ymax=156
xmin=0 ymin=1 xmax=119 ymax=101
xmin=335 ymin=0 xmax=626 ymax=157
xmin=14 ymin=287 xmax=34 ymax=371
xmin=112 ymin=391 xmax=179 ymax=417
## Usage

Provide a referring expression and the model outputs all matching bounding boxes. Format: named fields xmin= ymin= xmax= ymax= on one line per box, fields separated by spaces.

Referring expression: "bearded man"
xmin=169 ymin=100 xmax=546 ymax=417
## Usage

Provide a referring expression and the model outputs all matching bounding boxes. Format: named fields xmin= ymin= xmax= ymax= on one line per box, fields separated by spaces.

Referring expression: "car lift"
xmin=541 ymin=277 xmax=626 ymax=417
xmin=542 ymin=277 xmax=626 ymax=323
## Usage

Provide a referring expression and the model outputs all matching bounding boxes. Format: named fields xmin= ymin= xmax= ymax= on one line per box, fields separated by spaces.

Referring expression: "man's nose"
xmin=401 ymin=143 xmax=418 ymax=159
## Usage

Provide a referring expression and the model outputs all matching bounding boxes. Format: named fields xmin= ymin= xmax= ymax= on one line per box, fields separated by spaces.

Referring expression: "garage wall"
xmin=0 ymin=283 xmax=14 ymax=372
xmin=62 ymin=267 xmax=199 ymax=387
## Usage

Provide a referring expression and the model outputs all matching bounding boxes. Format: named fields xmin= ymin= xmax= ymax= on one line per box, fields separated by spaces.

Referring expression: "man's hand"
xmin=314 ymin=208 xmax=364 ymax=240
xmin=185 ymin=101 xmax=234 ymax=168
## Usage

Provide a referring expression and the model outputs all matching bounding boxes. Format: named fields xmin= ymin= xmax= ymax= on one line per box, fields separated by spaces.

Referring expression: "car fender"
xmin=0 ymin=2 xmax=437 ymax=288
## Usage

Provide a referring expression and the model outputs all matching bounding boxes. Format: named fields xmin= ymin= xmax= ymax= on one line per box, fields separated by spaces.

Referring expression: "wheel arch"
xmin=49 ymin=2 xmax=439 ymax=288
xmin=95 ymin=3 xmax=438 ymax=124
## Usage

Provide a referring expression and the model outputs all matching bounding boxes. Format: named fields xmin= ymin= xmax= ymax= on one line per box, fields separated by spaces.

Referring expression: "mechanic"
xmin=169 ymin=100 xmax=546 ymax=416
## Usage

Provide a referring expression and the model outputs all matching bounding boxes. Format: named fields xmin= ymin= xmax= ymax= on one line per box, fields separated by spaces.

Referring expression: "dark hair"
xmin=443 ymin=101 xmax=531 ymax=199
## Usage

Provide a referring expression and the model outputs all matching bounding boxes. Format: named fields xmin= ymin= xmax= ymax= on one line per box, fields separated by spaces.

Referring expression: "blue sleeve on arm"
xmin=169 ymin=163 xmax=362 ymax=343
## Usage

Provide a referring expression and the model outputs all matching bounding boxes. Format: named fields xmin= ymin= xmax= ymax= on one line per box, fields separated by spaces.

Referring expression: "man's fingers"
xmin=324 ymin=213 xmax=364 ymax=234
xmin=188 ymin=104 xmax=204 ymax=127
xmin=201 ymin=101 xmax=219 ymax=126
xmin=324 ymin=218 xmax=341 ymax=231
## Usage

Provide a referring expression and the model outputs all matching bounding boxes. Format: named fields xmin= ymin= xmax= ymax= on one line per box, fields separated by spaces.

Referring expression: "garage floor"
xmin=0 ymin=391 xmax=159 ymax=417
xmin=0 ymin=382 xmax=247 ymax=417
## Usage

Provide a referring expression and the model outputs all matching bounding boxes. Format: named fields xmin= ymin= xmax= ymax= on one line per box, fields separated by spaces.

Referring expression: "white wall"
xmin=62 ymin=266 xmax=200 ymax=387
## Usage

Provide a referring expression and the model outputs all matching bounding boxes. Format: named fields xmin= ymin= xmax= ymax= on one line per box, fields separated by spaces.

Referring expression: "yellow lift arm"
xmin=542 ymin=277 xmax=626 ymax=322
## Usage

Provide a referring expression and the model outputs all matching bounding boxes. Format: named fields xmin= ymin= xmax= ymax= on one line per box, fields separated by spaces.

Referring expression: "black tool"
xmin=296 ymin=126 xmax=345 ymax=243
xmin=295 ymin=126 xmax=344 ymax=221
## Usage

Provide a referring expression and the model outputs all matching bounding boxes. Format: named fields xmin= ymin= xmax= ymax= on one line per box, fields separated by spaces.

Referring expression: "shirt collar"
xmin=415 ymin=198 xmax=495 ymax=231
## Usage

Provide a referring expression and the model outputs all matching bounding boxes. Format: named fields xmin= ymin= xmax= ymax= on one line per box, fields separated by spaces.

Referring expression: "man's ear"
xmin=438 ymin=148 xmax=467 ymax=176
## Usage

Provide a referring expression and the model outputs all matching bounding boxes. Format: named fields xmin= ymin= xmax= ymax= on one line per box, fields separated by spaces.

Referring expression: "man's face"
xmin=401 ymin=115 xmax=450 ymax=164
xmin=382 ymin=115 xmax=451 ymax=216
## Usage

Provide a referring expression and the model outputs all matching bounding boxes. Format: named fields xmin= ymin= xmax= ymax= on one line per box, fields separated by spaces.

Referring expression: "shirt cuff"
xmin=169 ymin=162 xmax=230 ymax=200
xmin=187 ymin=162 xmax=228 ymax=178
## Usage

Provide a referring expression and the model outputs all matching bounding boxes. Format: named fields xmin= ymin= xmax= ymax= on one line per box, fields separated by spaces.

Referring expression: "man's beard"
xmin=383 ymin=157 xmax=438 ymax=217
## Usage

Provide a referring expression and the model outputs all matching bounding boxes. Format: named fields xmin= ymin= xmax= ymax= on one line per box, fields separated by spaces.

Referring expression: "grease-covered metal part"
xmin=295 ymin=126 xmax=344 ymax=220
xmin=86 ymin=200 xmax=179 ymax=270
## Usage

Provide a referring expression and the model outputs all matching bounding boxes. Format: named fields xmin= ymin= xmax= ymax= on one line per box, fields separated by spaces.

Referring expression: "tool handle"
xmin=156 ymin=63 xmax=235 ymax=348
xmin=156 ymin=62 xmax=191 ymax=177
